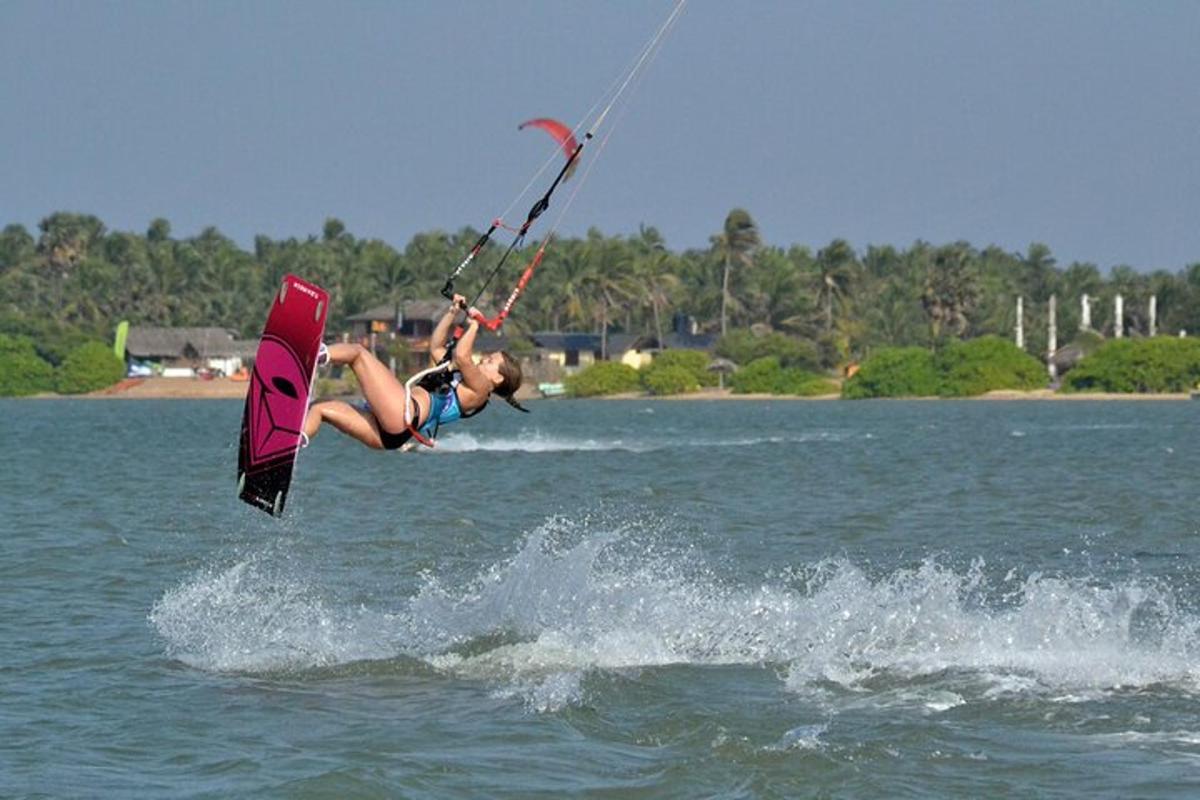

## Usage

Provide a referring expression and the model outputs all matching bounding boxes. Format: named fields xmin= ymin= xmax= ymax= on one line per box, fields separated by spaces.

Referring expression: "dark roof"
xmin=473 ymin=331 xmax=509 ymax=352
xmin=126 ymin=327 xmax=245 ymax=358
xmin=607 ymin=333 xmax=640 ymax=354
xmin=227 ymin=340 xmax=261 ymax=358
xmin=531 ymin=332 xmax=602 ymax=352
xmin=661 ymin=331 xmax=717 ymax=350
xmin=528 ymin=331 xmax=647 ymax=355
xmin=345 ymin=299 xmax=446 ymax=323
xmin=1050 ymin=343 xmax=1087 ymax=370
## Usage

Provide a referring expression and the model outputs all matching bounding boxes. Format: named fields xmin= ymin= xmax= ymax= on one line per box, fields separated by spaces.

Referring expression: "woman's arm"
xmin=429 ymin=295 xmax=466 ymax=366
xmin=453 ymin=313 xmax=494 ymax=397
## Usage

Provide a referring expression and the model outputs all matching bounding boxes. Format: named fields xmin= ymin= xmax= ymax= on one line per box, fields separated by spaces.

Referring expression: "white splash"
xmin=432 ymin=430 xmax=854 ymax=454
xmin=149 ymin=554 xmax=396 ymax=673
xmin=151 ymin=516 xmax=1200 ymax=712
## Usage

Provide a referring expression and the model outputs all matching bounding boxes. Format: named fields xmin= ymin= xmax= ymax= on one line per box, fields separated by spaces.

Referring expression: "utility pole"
xmin=1047 ymin=295 xmax=1058 ymax=381
xmin=1015 ymin=297 xmax=1024 ymax=350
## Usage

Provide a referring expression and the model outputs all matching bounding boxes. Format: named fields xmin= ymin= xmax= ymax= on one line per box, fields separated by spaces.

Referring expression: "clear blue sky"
xmin=2 ymin=0 xmax=1197 ymax=271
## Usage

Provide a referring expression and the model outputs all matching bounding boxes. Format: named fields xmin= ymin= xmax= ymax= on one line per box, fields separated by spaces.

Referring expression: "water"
xmin=3 ymin=397 xmax=1200 ymax=798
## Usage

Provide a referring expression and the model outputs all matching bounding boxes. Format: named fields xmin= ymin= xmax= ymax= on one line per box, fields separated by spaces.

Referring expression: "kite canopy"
xmin=518 ymin=118 xmax=580 ymax=181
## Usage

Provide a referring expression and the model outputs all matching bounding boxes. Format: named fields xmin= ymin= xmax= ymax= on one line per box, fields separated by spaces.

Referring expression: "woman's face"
xmin=478 ymin=351 xmax=505 ymax=385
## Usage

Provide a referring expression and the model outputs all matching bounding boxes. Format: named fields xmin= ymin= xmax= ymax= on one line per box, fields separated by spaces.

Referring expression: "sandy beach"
xmin=89 ymin=376 xmax=250 ymax=399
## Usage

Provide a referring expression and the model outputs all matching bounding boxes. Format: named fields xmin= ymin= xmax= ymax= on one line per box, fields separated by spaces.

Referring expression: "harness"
xmin=418 ymin=370 xmax=485 ymax=439
xmin=400 ymin=359 xmax=486 ymax=449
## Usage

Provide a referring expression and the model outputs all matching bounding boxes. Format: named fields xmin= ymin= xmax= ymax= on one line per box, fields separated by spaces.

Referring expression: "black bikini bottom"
xmin=378 ymin=424 xmax=413 ymax=451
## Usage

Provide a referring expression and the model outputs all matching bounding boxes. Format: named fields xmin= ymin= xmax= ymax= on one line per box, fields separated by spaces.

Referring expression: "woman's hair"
xmin=494 ymin=351 xmax=523 ymax=399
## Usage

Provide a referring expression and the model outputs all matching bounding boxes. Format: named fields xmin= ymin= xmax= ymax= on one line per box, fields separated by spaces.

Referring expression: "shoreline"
xmin=594 ymin=387 xmax=1193 ymax=402
xmin=10 ymin=378 xmax=1193 ymax=402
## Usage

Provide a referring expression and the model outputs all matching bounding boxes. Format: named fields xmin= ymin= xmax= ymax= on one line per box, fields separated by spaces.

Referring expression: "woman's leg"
xmin=304 ymin=401 xmax=384 ymax=449
xmin=326 ymin=343 xmax=423 ymax=432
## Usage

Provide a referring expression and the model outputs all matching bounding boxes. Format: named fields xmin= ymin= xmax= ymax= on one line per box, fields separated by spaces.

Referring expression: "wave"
xmin=432 ymin=430 xmax=855 ymax=453
xmin=149 ymin=554 xmax=398 ymax=673
xmin=151 ymin=516 xmax=1200 ymax=711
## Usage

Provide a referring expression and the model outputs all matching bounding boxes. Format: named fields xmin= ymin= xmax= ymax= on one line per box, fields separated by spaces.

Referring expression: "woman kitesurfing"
xmin=302 ymin=295 xmax=523 ymax=451
xmin=238 ymin=0 xmax=685 ymax=512
xmin=295 ymin=0 xmax=685 ymax=455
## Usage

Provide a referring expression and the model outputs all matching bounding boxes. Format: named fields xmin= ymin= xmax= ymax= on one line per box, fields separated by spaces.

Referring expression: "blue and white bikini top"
xmin=419 ymin=372 xmax=485 ymax=437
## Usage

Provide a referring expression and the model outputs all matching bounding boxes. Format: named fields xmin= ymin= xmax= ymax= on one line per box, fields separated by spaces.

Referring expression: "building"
xmin=343 ymin=300 xmax=715 ymax=377
xmin=125 ymin=326 xmax=258 ymax=376
xmin=343 ymin=299 xmax=511 ymax=372
xmin=344 ymin=300 xmax=447 ymax=341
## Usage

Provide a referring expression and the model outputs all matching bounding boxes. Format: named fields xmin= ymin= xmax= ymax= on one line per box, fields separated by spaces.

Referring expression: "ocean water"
xmin=3 ymin=397 xmax=1200 ymax=798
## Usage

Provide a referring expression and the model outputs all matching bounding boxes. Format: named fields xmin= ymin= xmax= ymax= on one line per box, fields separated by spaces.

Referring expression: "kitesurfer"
xmin=302 ymin=294 xmax=523 ymax=450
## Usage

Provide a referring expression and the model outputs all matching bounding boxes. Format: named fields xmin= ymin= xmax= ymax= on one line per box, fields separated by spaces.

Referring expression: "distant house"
xmin=344 ymin=300 xmax=446 ymax=342
xmin=125 ymin=326 xmax=257 ymax=375
xmin=342 ymin=302 xmax=715 ymax=376
xmin=529 ymin=332 xmax=646 ymax=372
xmin=343 ymin=299 xmax=512 ymax=371
xmin=653 ymin=313 xmax=716 ymax=353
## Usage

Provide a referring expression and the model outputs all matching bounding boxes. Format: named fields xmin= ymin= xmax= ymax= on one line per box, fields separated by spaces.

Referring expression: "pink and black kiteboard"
xmin=238 ymin=274 xmax=329 ymax=516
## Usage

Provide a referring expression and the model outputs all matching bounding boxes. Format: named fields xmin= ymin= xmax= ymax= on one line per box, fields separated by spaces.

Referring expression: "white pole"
xmin=1149 ymin=295 xmax=1157 ymax=337
xmin=1015 ymin=296 xmax=1024 ymax=350
xmin=1048 ymin=294 xmax=1058 ymax=380
xmin=1114 ymin=294 xmax=1124 ymax=338
xmin=1081 ymin=293 xmax=1091 ymax=331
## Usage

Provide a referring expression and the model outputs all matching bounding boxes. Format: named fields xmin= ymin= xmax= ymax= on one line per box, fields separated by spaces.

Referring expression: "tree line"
xmin=3 ymin=210 xmax=1199 ymax=370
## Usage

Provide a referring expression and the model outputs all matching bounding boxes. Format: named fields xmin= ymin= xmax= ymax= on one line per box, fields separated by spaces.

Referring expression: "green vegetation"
xmin=0 ymin=334 xmax=55 ymax=396
xmin=55 ymin=341 xmax=126 ymax=394
xmin=641 ymin=364 xmax=700 ymax=395
xmin=933 ymin=336 xmax=1047 ymax=397
xmin=730 ymin=357 xmax=835 ymax=396
xmin=844 ymin=338 xmax=1047 ymax=398
xmin=564 ymin=362 xmax=641 ymax=397
xmin=0 ymin=333 xmax=125 ymax=396
xmin=2 ymin=210 xmax=1198 ymax=400
xmin=640 ymin=349 xmax=716 ymax=393
xmin=715 ymin=329 xmax=819 ymax=371
xmin=842 ymin=348 xmax=940 ymax=399
xmin=1063 ymin=337 xmax=1200 ymax=393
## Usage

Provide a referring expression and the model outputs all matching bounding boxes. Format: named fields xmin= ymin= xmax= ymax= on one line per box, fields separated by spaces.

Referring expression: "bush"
xmin=55 ymin=341 xmax=125 ymax=394
xmin=730 ymin=356 xmax=835 ymax=396
xmin=0 ymin=335 xmax=55 ymax=396
xmin=844 ymin=338 xmax=1048 ymax=398
xmin=842 ymin=347 xmax=939 ymax=399
xmin=641 ymin=364 xmax=700 ymax=395
xmin=1064 ymin=337 xmax=1200 ymax=393
xmin=934 ymin=336 xmax=1047 ymax=397
xmin=641 ymin=349 xmax=715 ymax=394
xmin=0 ymin=318 xmax=95 ymax=367
xmin=564 ymin=361 xmax=641 ymax=397
xmin=715 ymin=329 xmax=819 ymax=371
xmin=0 ymin=332 xmax=37 ymax=356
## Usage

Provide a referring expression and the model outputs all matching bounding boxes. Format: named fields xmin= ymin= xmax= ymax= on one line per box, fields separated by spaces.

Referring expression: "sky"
xmin=2 ymin=0 xmax=1197 ymax=272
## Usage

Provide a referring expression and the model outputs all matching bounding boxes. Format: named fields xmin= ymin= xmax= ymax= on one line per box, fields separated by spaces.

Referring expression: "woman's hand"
xmin=450 ymin=294 xmax=468 ymax=312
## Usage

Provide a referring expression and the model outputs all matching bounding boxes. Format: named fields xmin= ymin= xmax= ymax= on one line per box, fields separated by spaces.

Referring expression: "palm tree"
xmin=638 ymin=249 xmax=680 ymax=347
xmin=921 ymin=242 xmax=980 ymax=341
xmin=548 ymin=239 xmax=595 ymax=331
xmin=580 ymin=235 xmax=638 ymax=359
xmin=360 ymin=239 xmax=412 ymax=327
xmin=1022 ymin=243 xmax=1058 ymax=303
xmin=710 ymin=209 xmax=761 ymax=336
xmin=36 ymin=212 xmax=106 ymax=273
xmin=747 ymin=246 xmax=812 ymax=332
xmin=813 ymin=239 xmax=858 ymax=333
